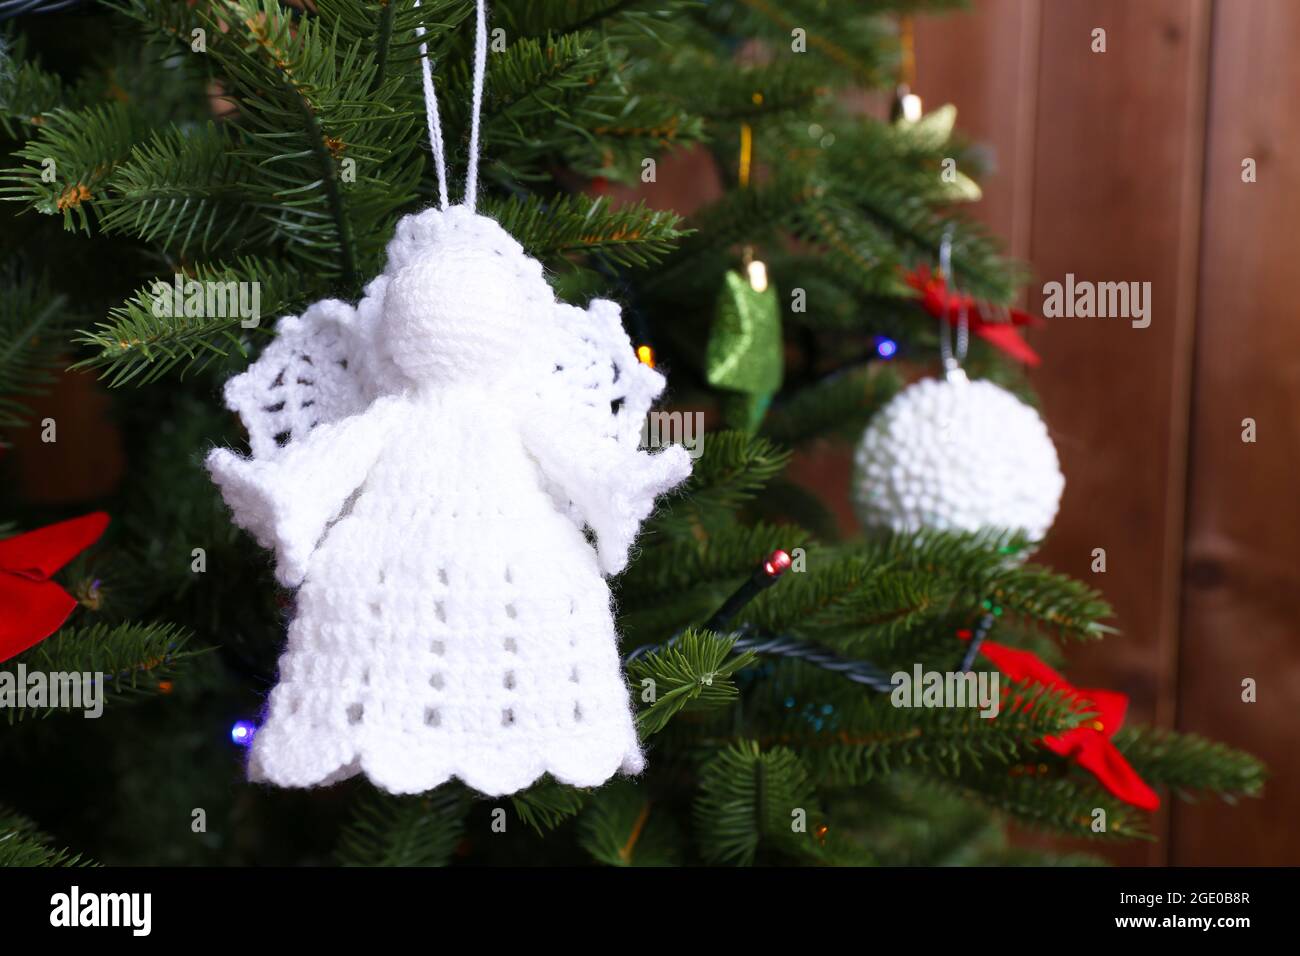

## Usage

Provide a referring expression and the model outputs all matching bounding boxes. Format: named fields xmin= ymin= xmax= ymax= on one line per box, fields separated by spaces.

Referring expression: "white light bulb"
xmin=901 ymin=93 xmax=924 ymax=123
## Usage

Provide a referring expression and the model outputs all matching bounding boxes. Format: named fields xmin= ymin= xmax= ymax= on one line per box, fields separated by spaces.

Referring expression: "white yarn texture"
xmin=852 ymin=377 xmax=1063 ymax=541
xmin=207 ymin=204 xmax=691 ymax=796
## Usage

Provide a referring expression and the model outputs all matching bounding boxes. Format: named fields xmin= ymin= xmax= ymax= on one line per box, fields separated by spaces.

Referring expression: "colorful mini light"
xmin=763 ymin=549 xmax=792 ymax=577
xmin=230 ymin=720 xmax=257 ymax=747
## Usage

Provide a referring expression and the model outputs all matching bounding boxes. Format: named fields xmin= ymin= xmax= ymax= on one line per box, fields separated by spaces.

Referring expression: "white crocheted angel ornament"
xmin=207 ymin=204 xmax=691 ymax=795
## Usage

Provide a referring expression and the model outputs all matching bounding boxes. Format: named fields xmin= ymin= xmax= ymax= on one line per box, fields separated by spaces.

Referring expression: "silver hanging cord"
xmin=938 ymin=228 xmax=969 ymax=384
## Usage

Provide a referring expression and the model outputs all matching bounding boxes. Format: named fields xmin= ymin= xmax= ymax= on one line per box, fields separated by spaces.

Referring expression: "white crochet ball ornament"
xmin=852 ymin=377 xmax=1063 ymax=540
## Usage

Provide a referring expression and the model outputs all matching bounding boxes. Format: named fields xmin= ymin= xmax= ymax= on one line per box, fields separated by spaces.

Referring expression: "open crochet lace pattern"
xmin=208 ymin=207 xmax=690 ymax=796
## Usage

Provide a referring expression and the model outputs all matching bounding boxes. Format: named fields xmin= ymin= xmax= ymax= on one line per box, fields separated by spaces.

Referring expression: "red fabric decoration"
xmin=966 ymin=636 xmax=1160 ymax=811
xmin=0 ymin=512 xmax=109 ymax=663
xmin=904 ymin=265 xmax=1042 ymax=367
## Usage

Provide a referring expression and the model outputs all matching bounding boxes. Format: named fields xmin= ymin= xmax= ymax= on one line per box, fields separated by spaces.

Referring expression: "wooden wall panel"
xmin=914 ymin=0 xmax=1042 ymax=259
xmin=1025 ymin=0 xmax=1212 ymax=865
xmin=1172 ymin=0 xmax=1300 ymax=866
xmin=918 ymin=0 xmax=1216 ymax=863
xmin=1025 ymin=0 xmax=1208 ymax=718
xmin=904 ymin=0 xmax=1299 ymax=864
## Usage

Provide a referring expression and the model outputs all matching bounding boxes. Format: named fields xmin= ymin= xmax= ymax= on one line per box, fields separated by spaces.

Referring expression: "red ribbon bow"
xmin=965 ymin=635 xmax=1159 ymax=811
xmin=905 ymin=265 xmax=1042 ymax=367
xmin=0 ymin=513 xmax=109 ymax=663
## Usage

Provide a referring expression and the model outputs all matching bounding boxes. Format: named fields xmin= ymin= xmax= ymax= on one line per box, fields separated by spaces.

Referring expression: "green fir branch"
xmin=336 ymin=786 xmax=469 ymax=866
xmin=2 ymin=622 xmax=200 ymax=722
xmin=0 ymin=38 xmax=86 ymax=139
xmin=577 ymin=780 xmax=681 ymax=866
xmin=498 ymin=0 xmax=681 ymax=38
xmin=693 ymin=740 xmax=824 ymax=865
xmin=483 ymin=193 xmax=686 ymax=269
xmin=511 ymin=781 xmax=588 ymax=834
xmin=617 ymin=521 xmax=810 ymax=609
xmin=0 ymin=806 xmax=96 ymax=867
xmin=867 ymin=529 xmax=1116 ymax=640
xmin=756 ymin=671 xmax=1091 ymax=786
xmin=0 ymin=102 xmax=154 ymax=234
xmin=627 ymin=629 xmax=756 ymax=736
xmin=0 ymin=268 xmax=69 ymax=434
xmin=71 ymin=257 xmax=307 ymax=386
xmin=1114 ymin=726 xmax=1266 ymax=802
xmin=946 ymin=768 xmax=1155 ymax=841
xmin=644 ymin=430 xmax=790 ymax=539
xmin=763 ymin=363 xmax=904 ymax=445
xmin=98 ymin=123 xmax=268 ymax=257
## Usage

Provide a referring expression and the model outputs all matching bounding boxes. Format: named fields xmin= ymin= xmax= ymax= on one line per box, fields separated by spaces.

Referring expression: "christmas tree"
xmin=0 ymin=0 xmax=1263 ymax=867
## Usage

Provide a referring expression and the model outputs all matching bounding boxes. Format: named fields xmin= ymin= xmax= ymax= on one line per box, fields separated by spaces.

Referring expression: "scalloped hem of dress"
xmin=246 ymin=732 xmax=646 ymax=797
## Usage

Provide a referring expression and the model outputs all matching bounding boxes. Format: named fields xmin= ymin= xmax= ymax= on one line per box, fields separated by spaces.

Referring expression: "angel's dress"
xmin=245 ymin=385 xmax=646 ymax=796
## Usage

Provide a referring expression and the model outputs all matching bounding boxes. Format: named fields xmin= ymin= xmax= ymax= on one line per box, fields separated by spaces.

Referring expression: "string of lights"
xmin=624 ymin=550 xmax=999 ymax=695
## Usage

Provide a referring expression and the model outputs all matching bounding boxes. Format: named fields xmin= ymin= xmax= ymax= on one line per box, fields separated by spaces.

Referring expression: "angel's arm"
xmin=521 ymin=412 xmax=691 ymax=577
xmin=206 ymin=394 xmax=406 ymax=587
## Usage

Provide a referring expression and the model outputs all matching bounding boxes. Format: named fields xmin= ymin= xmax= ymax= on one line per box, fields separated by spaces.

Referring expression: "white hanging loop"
xmin=937 ymin=229 xmax=969 ymax=384
xmin=413 ymin=0 xmax=449 ymax=210
xmin=413 ymin=0 xmax=489 ymax=211
xmin=464 ymin=0 xmax=488 ymax=211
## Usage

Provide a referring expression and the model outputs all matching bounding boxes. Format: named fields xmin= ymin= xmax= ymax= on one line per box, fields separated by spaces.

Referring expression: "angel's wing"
xmin=222 ymin=298 xmax=375 ymax=460
xmin=530 ymin=298 xmax=691 ymax=573
xmin=210 ymin=295 xmax=399 ymax=585
xmin=549 ymin=297 xmax=665 ymax=449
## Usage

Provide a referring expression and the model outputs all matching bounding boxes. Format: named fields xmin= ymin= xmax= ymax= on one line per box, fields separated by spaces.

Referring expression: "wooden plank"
xmin=1023 ymin=0 xmax=1211 ymax=865
xmin=914 ymin=0 xmax=1042 ymax=259
xmin=4 ymin=368 xmax=125 ymax=504
xmin=1172 ymin=0 xmax=1300 ymax=866
xmin=916 ymin=0 xmax=1213 ymax=863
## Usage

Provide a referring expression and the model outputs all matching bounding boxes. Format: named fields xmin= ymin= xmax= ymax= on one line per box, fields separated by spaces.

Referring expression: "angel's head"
xmin=373 ymin=205 xmax=555 ymax=385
